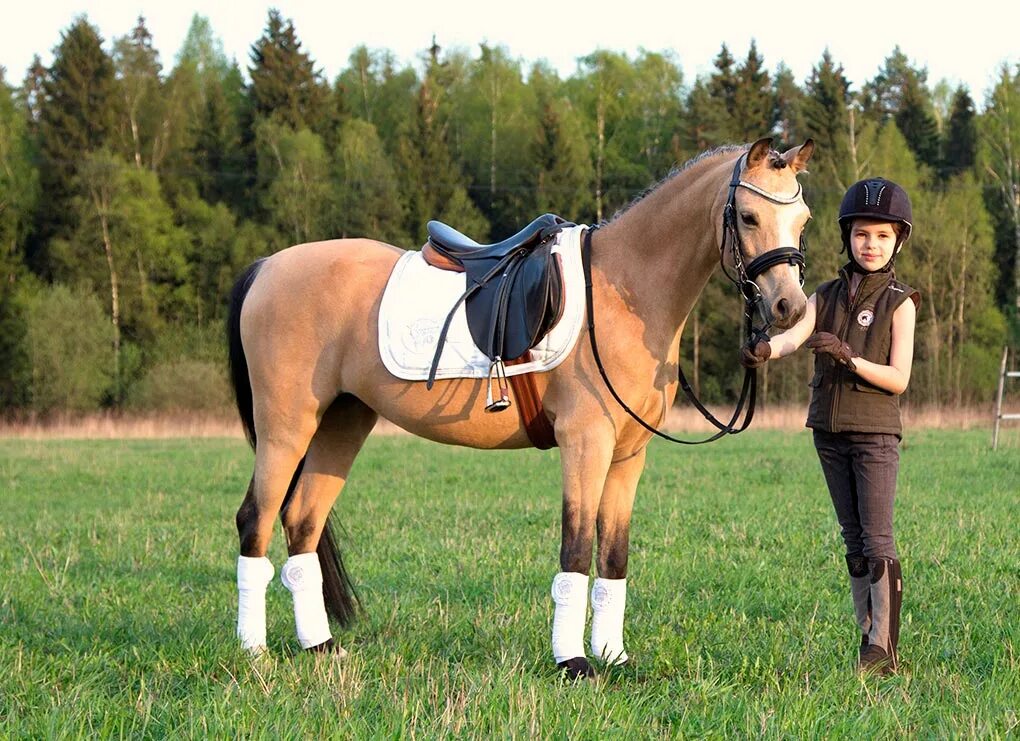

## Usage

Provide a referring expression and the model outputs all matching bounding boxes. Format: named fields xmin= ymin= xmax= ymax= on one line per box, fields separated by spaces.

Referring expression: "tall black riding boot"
xmin=858 ymin=557 xmax=902 ymax=675
xmin=845 ymin=554 xmax=871 ymax=660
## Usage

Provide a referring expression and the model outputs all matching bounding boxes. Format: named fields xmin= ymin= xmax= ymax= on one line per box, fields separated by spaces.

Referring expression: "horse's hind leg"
xmin=235 ymin=393 xmax=321 ymax=654
xmin=279 ymin=394 xmax=377 ymax=653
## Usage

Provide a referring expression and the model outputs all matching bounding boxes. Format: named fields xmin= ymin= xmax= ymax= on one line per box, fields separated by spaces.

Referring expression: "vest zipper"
xmin=829 ymin=275 xmax=870 ymax=432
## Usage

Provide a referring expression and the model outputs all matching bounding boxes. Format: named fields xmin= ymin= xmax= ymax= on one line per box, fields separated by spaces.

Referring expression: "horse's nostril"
xmin=775 ymin=298 xmax=789 ymax=321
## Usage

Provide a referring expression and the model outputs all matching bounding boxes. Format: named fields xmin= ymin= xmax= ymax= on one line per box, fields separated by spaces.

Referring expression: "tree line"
xmin=1 ymin=11 xmax=1018 ymax=416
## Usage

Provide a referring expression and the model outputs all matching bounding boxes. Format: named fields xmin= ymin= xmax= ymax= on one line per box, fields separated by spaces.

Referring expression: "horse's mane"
xmin=610 ymin=143 xmax=787 ymax=222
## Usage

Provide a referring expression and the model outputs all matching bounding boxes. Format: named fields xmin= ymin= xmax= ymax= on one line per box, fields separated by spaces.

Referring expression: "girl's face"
xmin=849 ymin=219 xmax=898 ymax=272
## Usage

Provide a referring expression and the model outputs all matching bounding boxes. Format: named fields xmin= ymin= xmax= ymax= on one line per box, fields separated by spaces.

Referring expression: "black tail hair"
xmin=227 ymin=259 xmax=264 ymax=449
xmin=226 ymin=260 xmax=360 ymax=627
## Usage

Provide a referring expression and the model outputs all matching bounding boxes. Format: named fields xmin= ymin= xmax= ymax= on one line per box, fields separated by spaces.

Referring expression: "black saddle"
xmin=424 ymin=213 xmax=574 ymax=410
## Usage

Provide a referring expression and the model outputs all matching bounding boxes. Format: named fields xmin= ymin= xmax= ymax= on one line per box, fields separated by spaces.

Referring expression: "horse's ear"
xmin=746 ymin=137 xmax=773 ymax=169
xmin=784 ymin=138 xmax=815 ymax=173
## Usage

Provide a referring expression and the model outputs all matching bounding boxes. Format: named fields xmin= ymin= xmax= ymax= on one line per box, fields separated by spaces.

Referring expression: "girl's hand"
xmin=806 ymin=332 xmax=857 ymax=371
xmin=739 ymin=339 xmax=771 ymax=368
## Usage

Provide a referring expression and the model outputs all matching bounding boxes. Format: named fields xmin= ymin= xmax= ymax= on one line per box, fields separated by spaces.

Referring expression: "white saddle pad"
xmin=378 ymin=224 xmax=588 ymax=381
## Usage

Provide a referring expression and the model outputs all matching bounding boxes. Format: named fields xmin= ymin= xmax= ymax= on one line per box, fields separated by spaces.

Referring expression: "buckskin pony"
xmin=226 ymin=137 xmax=815 ymax=678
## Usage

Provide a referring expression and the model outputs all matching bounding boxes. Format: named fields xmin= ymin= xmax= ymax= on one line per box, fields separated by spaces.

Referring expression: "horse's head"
xmin=723 ymin=137 xmax=814 ymax=330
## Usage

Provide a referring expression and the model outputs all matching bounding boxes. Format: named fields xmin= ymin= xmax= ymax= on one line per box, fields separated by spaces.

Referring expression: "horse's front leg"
xmin=591 ymin=448 xmax=646 ymax=665
xmin=553 ymin=427 xmax=615 ymax=678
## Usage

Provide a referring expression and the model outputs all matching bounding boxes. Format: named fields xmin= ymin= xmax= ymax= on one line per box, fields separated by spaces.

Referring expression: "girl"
xmin=741 ymin=177 xmax=920 ymax=675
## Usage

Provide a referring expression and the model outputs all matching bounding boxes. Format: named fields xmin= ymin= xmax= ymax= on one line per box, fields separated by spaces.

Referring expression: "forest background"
xmin=1 ymin=11 xmax=1018 ymax=418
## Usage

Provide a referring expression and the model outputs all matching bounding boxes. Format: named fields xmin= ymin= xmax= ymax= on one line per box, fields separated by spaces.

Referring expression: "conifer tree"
xmin=32 ymin=16 xmax=120 ymax=273
xmin=733 ymin=40 xmax=774 ymax=141
xmin=773 ymin=62 xmax=805 ymax=147
xmin=942 ymin=85 xmax=976 ymax=179
xmin=0 ymin=72 xmax=39 ymax=283
xmin=249 ymin=9 xmax=328 ymax=134
xmin=529 ymin=62 xmax=594 ymax=220
xmin=861 ymin=47 xmax=939 ymax=168
xmin=802 ymin=50 xmax=852 ymax=185
xmin=397 ymin=41 xmax=487 ymax=243
xmin=175 ymin=16 xmax=248 ymax=208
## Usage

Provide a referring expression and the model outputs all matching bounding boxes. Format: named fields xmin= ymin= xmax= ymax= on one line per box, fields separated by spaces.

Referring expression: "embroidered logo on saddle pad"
xmin=378 ymin=225 xmax=588 ymax=381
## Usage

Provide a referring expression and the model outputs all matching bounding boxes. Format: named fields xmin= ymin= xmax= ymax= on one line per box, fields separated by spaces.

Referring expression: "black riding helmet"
xmin=838 ymin=177 xmax=913 ymax=255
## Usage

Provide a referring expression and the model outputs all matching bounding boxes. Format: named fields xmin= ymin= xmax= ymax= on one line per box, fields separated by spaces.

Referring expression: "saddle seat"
xmin=423 ymin=213 xmax=575 ymax=415
xmin=424 ymin=213 xmax=569 ymax=270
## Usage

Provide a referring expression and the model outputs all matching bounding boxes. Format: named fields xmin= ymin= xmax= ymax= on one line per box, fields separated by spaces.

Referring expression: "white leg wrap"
xmin=590 ymin=577 xmax=628 ymax=664
xmin=237 ymin=555 xmax=275 ymax=652
xmin=551 ymin=571 xmax=589 ymax=663
xmin=281 ymin=552 xmax=332 ymax=649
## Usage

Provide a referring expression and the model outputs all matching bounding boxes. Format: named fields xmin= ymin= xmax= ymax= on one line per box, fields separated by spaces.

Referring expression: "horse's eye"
xmin=740 ymin=212 xmax=758 ymax=227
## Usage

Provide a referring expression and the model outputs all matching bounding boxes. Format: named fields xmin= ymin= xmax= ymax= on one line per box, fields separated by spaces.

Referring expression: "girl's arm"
xmin=850 ymin=299 xmax=916 ymax=394
xmin=767 ymin=293 xmax=817 ymax=359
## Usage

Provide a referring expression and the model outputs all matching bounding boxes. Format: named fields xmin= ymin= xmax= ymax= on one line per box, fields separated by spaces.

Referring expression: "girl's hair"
xmin=851 ymin=218 xmax=905 ymax=238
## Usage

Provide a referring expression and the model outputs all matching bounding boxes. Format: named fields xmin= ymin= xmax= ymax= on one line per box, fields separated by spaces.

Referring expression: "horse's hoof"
xmin=307 ymin=638 xmax=348 ymax=659
xmin=557 ymin=657 xmax=596 ymax=680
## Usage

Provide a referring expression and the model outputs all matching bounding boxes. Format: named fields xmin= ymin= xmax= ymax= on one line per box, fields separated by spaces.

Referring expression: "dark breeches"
xmin=813 ymin=430 xmax=900 ymax=560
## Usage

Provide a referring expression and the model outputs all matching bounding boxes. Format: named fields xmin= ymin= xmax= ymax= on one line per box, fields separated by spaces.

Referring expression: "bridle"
xmin=582 ymin=152 xmax=808 ymax=445
xmin=720 ymin=153 xmax=807 ymax=329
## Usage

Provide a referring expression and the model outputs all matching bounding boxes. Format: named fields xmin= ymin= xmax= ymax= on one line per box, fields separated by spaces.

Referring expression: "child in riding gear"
xmin=740 ymin=177 xmax=920 ymax=675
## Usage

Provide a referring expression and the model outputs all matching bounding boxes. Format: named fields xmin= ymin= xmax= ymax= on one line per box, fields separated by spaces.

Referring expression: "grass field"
xmin=1 ymin=429 xmax=1017 ymax=737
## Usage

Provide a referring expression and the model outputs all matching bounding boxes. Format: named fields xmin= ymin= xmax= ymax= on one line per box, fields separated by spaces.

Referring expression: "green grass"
xmin=0 ymin=429 xmax=1017 ymax=737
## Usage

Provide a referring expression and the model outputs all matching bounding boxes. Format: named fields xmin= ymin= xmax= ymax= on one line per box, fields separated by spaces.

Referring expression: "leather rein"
xmin=582 ymin=153 xmax=806 ymax=445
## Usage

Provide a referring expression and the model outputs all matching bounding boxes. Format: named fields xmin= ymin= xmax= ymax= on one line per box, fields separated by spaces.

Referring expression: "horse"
xmin=226 ymin=136 xmax=815 ymax=678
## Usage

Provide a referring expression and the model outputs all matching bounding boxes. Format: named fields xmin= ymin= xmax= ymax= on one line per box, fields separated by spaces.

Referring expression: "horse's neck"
xmin=593 ymin=156 xmax=730 ymax=356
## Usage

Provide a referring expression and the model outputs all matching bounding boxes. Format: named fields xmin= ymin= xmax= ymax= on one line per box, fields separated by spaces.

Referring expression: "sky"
xmin=2 ymin=0 xmax=1017 ymax=106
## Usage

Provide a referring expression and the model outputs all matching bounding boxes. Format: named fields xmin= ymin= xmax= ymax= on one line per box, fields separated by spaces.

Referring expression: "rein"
xmin=582 ymin=153 xmax=806 ymax=445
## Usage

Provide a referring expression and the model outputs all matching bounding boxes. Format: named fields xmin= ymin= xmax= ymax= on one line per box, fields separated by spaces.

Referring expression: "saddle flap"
xmin=465 ymin=241 xmax=563 ymax=361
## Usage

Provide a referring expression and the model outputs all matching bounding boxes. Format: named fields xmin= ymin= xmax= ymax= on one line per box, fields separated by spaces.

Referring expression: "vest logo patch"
xmin=857 ymin=309 xmax=875 ymax=328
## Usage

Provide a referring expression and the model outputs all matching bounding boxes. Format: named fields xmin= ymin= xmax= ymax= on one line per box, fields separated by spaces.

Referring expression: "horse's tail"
xmin=227 ymin=259 xmax=264 ymax=449
xmin=226 ymin=260 xmax=360 ymax=627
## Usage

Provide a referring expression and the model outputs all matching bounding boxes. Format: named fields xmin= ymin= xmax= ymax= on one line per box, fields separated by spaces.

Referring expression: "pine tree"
xmin=733 ymin=40 xmax=774 ymax=141
xmin=802 ymin=51 xmax=850 ymax=172
xmin=0 ymin=72 xmax=39 ymax=283
xmin=32 ymin=16 xmax=120 ymax=273
xmin=942 ymin=86 xmax=976 ymax=179
xmin=174 ymin=16 xmax=248 ymax=208
xmin=249 ymin=9 xmax=328 ymax=134
xmin=861 ymin=47 xmax=939 ymax=168
xmin=686 ymin=44 xmax=741 ymax=149
xmin=397 ymin=40 xmax=487 ymax=243
xmin=529 ymin=62 xmax=594 ymax=221
xmin=773 ymin=63 xmax=805 ymax=147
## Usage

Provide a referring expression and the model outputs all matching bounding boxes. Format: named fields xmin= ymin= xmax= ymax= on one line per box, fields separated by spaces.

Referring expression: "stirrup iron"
xmin=485 ymin=357 xmax=511 ymax=413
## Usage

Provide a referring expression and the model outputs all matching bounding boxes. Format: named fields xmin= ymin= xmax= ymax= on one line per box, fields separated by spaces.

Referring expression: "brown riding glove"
xmin=739 ymin=338 xmax=771 ymax=368
xmin=806 ymin=331 xmax=857 ymax=371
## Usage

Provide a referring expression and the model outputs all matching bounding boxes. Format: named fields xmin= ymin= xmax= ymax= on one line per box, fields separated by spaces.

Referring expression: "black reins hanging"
xmin=582 ymin=153 xmax=806 ymax=445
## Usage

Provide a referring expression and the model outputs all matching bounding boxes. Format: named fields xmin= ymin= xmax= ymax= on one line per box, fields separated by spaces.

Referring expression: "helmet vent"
xmin=864 ymin=180 xmax=887 ymax=206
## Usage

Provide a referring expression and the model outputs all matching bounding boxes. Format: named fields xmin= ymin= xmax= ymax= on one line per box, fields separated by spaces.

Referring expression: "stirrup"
xmin=485 ymin=357 xmax=511 ymax=413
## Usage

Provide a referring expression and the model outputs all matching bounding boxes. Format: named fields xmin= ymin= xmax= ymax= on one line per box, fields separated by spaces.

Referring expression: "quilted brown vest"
xmin=806 ymin=264 xmax=920 ymax=434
